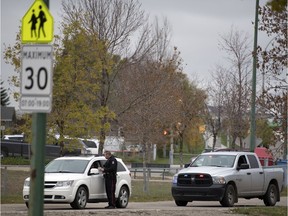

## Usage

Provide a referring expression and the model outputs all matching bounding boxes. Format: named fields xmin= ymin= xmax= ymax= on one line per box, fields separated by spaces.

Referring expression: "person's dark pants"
xmin=105 ymin=176 xmax=116 ymax=207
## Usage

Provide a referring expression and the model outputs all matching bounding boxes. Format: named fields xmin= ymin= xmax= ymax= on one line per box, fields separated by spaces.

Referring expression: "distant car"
xmin=55 ymin=138 xmax=91 ymax=156
xmin=2 ymin=134 xmax=24 ymax=142
xmin=79 ymin=138 xmax=99 ymax=155
xmin=23 ymin=155 xmax=132 ymax=209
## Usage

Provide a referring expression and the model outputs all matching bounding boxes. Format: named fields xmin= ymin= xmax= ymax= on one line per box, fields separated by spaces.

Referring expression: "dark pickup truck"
xmin=0 ymin=140 xmax=81 ymax=159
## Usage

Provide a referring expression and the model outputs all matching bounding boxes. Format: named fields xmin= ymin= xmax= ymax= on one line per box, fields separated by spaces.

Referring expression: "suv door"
xmin=89 ymin=161 xmax=106 ymax=199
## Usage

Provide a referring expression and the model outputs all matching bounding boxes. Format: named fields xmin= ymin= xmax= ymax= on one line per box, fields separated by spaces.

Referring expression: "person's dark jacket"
xmin=103 ymin=155 xmax=117 ymax=177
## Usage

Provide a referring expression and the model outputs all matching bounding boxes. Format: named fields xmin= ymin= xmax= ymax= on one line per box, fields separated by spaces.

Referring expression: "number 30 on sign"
xmin=20 ymin=45 xmax=53 ymax=113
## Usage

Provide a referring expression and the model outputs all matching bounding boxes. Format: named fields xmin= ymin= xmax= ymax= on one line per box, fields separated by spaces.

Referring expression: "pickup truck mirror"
xmin=237 ymin=163 xmax=249 ymax=170
xmin=184 ymin=163 xmax=190 ymax=168
xmin=89 ymin=168 xmax=100 ymax=175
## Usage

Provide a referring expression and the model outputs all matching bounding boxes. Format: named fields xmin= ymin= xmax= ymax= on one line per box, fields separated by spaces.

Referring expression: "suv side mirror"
xmin=89 ymin=168 xmax=99 ymax=175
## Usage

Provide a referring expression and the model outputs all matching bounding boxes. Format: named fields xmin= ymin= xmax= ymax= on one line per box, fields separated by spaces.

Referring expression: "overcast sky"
xmin=1 ymin=0 xmax=270 ymax=108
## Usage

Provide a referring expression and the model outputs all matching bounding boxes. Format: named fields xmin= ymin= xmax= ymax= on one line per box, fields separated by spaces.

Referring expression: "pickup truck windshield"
xmin=191 ymin=155 xmax=236 ymax=168
xmin=45 ymin=159 xmax=90 ymax=173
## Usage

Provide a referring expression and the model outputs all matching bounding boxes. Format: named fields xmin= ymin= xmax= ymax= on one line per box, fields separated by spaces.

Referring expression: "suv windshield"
xmin=45 ymin=159 xmax=89 ymax=173
xmin=191 ymin=155 xmax=236 ymax=168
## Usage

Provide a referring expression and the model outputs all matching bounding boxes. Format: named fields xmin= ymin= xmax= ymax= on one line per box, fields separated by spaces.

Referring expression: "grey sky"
xmin=1 ymin=0 xmax=269 ymax=108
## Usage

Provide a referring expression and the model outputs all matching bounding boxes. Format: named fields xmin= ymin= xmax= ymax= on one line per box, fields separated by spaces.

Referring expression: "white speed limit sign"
xmin=20 ymin=45 xmax=53 ymax=112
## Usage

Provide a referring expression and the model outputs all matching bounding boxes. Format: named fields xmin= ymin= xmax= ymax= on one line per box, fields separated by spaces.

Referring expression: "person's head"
xmin=104 ymin=150 xmax=112 ymax=159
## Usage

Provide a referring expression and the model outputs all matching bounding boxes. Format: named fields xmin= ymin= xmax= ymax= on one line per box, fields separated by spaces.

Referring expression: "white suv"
xmin=23 ymin=155 xmax=131 ymax=209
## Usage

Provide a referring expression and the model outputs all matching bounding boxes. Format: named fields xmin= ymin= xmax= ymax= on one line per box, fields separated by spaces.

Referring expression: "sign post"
xmin=20 ymin=1 xmax=53 ymax=216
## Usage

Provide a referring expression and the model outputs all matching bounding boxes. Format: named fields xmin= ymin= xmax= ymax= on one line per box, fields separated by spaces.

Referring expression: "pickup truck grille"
xmin=177 ymin=173 xmax=212 ymax=187
xmin=44 ymin=181 xmax=57 ymax=188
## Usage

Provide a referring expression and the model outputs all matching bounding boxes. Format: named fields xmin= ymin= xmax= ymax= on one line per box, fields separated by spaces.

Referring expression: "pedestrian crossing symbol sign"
xmin=21 ymin=0 xmax=54 ymax=43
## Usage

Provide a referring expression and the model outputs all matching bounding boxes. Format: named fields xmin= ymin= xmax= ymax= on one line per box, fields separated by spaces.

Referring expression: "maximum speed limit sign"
xmin=20 ymin=45 xmax=53 ymax=112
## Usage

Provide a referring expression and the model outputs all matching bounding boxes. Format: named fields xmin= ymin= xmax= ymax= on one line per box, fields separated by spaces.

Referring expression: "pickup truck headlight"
xmin=172 ymin=175 xmax=178 ymax=184
xmin=212 ymin=176 xmax=226 ymax=184
xmin=55 ymin=180 xmax=74 ymax=187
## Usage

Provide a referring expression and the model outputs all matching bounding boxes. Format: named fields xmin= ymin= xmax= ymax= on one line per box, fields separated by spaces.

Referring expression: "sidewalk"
xmin=1 ymin=165 xmax=30 ymax=171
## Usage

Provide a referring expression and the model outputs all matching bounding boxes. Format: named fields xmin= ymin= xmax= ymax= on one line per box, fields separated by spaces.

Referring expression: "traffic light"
xmin=163 ymin=130 xmax=168 ymax=136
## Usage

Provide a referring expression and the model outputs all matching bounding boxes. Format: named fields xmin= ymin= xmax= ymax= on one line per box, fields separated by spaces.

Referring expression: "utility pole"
xmin=249 ymin=0 xmax=259 ymax=152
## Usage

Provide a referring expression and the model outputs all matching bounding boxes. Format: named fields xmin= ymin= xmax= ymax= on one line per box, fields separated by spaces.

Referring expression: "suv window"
xmin=247 ymin=155 xmax=260 ymax=168
xmin=99 ymin=159 xmax=126 ymax=172
xmin=117 ymin=162 xmax=127 ymax=172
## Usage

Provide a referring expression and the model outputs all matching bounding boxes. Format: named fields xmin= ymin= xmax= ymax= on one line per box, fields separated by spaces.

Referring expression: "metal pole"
xmin=28 ymin=1 xmax=49 ymax=216
xmin=28 ymin=113 xmax=46 ymax=216
xmin=249 ymin=0 xmax=259 ymax=152
xmin=169 ymin=126 xmax=174 ymax=165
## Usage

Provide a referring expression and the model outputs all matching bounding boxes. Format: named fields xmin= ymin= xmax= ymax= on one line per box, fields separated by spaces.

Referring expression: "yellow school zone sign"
xmin=21 ymin=0 xmax=54 ymax=43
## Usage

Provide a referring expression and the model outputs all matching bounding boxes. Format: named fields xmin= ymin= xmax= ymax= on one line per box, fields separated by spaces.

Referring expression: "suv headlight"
xmin=24 ymin=180 xmax=30 ymax=187
xmin=212 ymin=176 xmax=226 ymax=184
xmin=55 ymin=180 xmax=74 ymax=187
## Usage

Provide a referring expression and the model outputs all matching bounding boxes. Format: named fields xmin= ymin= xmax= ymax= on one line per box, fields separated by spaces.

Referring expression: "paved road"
xmin=2 ymin=198 xmax=287 ymax=216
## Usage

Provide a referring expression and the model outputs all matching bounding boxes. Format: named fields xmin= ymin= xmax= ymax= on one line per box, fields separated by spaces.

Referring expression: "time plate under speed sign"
xmin=20 ymin=45 xmax=53 ymax=113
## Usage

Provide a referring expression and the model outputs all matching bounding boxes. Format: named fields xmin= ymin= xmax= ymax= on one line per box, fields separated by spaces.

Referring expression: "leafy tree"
xmin=267 ymin=0 xmax=287 ymax=12
xmin=49 ymin=21 xmax=115 ymax=151
xmin=256 ymin=119 xmax=276 ymax=148
xmin=258 ymin=4 xmax=287 ymax=158
xmin=174 ymin=78 xmax=207 ymax=167
xmin=1 ymin=81 xmax=10 ymax=106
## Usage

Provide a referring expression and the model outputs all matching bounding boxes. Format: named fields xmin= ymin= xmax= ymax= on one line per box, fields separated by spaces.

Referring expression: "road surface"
xmin=1 ymin=198 xmax=287 ymax=216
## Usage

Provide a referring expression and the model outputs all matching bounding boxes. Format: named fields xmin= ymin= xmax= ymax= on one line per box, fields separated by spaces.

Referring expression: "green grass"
xmin=1 ymin=170 xmax=29 ymax=204
xmin=0 ymin=169 xmax=173 ymax=204
xmin=231 ymin=206 xmax=287 ymax=216
xmin=1 ymin=156 xmax=52 ymax=165
xmin=130 ymin=180 xmax=173 ymax=202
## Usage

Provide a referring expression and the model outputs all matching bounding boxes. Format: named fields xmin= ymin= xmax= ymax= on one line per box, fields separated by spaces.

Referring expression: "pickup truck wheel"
xmin=220 ymin=184 xmax=236 ymax=207
xmin=70 ymin=186 xmax=88 ymax=209
xmin=263 ymin=183 xmax=278 ymax=206
xmin=175 ymin=200 xmax=188 ymax=206
xmin=116 ymin=186 xmax=129 ymax=208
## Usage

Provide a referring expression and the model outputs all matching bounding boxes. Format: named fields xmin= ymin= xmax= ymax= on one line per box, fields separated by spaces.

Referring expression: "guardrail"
xmin=129 ymin=163 xmax=181 ymax=180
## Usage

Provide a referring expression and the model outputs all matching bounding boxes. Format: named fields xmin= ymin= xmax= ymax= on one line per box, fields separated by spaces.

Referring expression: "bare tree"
xmin=217 ymin=27 xmax=252 ymax=150
xmin=206 ymin=65 xmax=229 ymax=150
xmin=61 ymin=0 xmax=174 ymax=153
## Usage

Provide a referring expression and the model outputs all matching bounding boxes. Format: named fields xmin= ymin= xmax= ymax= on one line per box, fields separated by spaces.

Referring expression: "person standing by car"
xmin=100 ymin=150 xmax=118 ymax=209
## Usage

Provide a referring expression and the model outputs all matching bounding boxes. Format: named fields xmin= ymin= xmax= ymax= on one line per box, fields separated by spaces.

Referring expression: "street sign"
xmin=20 ymin=45 xmax=53 ymax=112
xmin=21 ymin=0 xmax=54 ymax=43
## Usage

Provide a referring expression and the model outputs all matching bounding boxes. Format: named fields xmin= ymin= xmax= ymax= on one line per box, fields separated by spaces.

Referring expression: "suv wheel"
xmin=116 ymin=186 xmax=129 ymax=208
xmin=70 ymin=186 xmax=88 ymax=209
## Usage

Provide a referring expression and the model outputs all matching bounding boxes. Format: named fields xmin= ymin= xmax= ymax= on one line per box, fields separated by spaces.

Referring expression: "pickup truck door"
xmin=247 ymin=155 xmax=265 ymax=194
xmin=235 ymin=155 xmax=252 ymax=195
